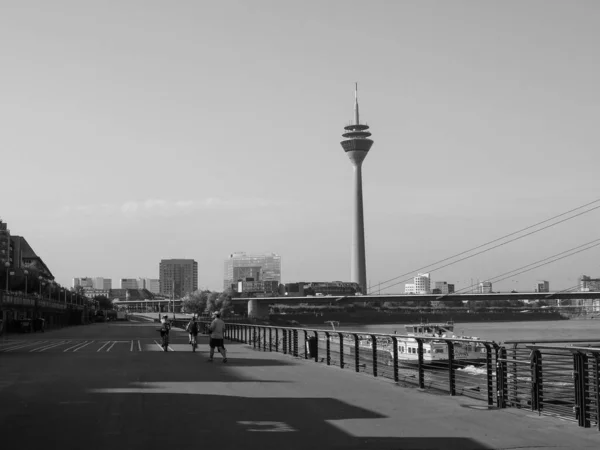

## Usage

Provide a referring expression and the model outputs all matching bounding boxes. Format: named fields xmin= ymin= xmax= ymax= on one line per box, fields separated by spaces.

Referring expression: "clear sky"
xmin=2 ymin=1 xmax=600 ymax=293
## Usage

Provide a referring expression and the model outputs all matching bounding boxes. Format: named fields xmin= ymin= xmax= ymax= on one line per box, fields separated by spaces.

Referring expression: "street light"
xmin=38 ymin=275 xmax=43 ymax=297
xmin=24 ymin=269 xmax=28 ymax=294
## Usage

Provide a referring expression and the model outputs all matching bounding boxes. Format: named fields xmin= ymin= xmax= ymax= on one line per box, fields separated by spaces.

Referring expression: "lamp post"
xmin=4 ymin=261 xmax=9 ymax=292
xmin=38 ymin=275 xmax=43 ymax=297
xmin=9 ymin=270 xmax=14 ymax=292
xmin=24 ymin=269 xmax=28 ymax=294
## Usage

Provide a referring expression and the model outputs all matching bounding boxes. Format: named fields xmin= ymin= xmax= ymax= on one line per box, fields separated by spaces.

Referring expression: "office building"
xmin=159 ymin=259 xmax=198 ymax=298
xmin=434 ymin=281 xmax=455 ymax=295
xmin=535 ymin=280 xmax=549 ymax=293
xmin=120 ymin=278 xmax=139 ymax=289
xmin=405 ymin=273 xmax=431 ymax=294
xmin=478 ymin=281 xmax=493 ymax=294
xmin=224 ymin=252 xmax=281 ymax=290
xmin=137 ymin=278 xmax=160 ymax=294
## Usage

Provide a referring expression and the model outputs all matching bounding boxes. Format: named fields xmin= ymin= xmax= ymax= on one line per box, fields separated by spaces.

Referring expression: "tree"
xmin=182 ymin=290 xmax=209 ymax=314
xmin=95 ymin=295 xmax=113 ymax=310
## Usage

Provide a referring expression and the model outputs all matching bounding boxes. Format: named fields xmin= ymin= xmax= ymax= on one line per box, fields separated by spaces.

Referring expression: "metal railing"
xmin=214 ymin=322 xmax=600 ymax=432
xmin=500 ymin=339 xmax=600 ymax=430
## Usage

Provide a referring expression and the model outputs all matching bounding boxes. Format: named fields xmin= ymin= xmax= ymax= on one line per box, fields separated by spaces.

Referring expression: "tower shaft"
xmin=352 ymin=162 xmax=367 ymax=293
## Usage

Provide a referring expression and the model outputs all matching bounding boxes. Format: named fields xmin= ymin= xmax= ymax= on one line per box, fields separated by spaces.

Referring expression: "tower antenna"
xmin=354 ymin=82 xmax=359 ymax=125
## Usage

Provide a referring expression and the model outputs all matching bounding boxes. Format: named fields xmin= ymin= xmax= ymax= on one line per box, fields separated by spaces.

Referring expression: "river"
xmin=326 ymin=319 xmax=600 ymax=343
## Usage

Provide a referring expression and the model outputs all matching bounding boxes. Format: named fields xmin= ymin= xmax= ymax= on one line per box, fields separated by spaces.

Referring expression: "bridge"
xmin=107 ymin=291 xmax=600 ymax=319
xmin=238 ymin=291 xmax=600 ymax=318
xmin=1 ymin=318 xmax=599 ymax=449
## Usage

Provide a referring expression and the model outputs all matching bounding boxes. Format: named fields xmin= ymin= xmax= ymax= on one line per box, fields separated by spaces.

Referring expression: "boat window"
xmin=435 ymin=348 xmax=444 ymax=353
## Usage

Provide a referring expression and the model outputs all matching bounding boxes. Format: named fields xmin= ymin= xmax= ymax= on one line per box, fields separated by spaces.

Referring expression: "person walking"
xmin=207 ymin=311 xmax=227 ymax=362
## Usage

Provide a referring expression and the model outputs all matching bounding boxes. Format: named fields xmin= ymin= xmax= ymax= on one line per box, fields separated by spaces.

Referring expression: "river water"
xmin=329 ymin=319 xmax=600 ymax=344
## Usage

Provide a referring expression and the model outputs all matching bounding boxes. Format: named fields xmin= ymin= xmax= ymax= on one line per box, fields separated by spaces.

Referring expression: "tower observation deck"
xmin=340 ymin=84 xmax=373 ymax=294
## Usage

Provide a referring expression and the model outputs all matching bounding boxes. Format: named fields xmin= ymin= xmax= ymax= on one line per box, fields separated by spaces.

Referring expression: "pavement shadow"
xmin=1 ymin=351 xmax=493 ymax=450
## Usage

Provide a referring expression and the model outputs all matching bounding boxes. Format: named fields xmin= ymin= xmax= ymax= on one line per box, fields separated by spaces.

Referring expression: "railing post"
xmin=313 ymin=331 xmax=319 ymax=362
xmin=354 ymin=334 xmax=360 ymax=372
xmin=293 ymin=329 xmax=298 ymax=357
xmin=245 ymin=326 xmax=248 ymax=344
xmin=263 ymin=328 xmax=267 ymax=351
xmin=392 ymin=336 xmax=399 ymax=383
xmin=447 ymin=340 xmax=455 ymax=396
xmin=371 ymin=335 xmax=377 ymax=377
xmin=338 ymin=332 xmax=345 ymax=369
xmin=283 ymin=329 xmax=287 ymax=354
xmin=269 ymin=328 xmax=272 ymax=352
xmin=573 ymin=351 xmax=590 ymax=428
xmin=303 ymin=330 xmax=309 ymax=359
xmin=275 ymin=328 xmax=279 ymax=352
xmin=253 ymin=327 xmax=257 ymax=349
xmin=417 ymin=338 xmax=425 ymax=389
xmin=325 ymin=331 xmax=331 ymax=365
xmin=496 ymin=346 xmax=507 ymax=408
xmin=530 ymin=349 xmax=543 ymax=413
xmin=484 ymin=343 xmax=493 ymax=406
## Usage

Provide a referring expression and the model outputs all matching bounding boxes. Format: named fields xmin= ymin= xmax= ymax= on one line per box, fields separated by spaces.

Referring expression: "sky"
xmin=2 ymin=0 xmax=600 ymax=293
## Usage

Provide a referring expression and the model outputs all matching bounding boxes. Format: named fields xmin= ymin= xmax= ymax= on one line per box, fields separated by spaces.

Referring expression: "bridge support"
xmin=248 ymin=299 xmax=269 ymax=319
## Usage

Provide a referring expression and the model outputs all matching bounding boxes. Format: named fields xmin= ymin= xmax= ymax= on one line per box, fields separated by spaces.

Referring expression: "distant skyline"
xmin=2 ymin=1 xmax=600 ymax=292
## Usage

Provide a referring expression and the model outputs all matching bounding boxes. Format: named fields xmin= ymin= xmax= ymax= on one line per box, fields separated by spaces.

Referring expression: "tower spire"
xmin=354 ymin=82 xmax=359 ymax=125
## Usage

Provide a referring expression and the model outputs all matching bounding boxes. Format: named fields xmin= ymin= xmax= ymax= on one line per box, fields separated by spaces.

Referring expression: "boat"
xmin=324 ymin=320 xmax=488 ymax=367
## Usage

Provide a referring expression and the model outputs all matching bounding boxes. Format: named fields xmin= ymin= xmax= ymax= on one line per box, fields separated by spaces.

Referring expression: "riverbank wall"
xmin=269 ymin=310 xmax=567 ymax=326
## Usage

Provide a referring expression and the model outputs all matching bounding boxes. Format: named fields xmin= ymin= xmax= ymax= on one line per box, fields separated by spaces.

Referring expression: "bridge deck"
xmin=1 ymin=321 xmax=599 ymax=450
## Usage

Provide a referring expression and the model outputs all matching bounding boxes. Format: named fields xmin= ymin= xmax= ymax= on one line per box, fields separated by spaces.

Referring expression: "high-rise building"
xmin=159 ymin=259 xmax=198 ymax=298
xmin=535 ymin=280 xmax=549 ymax=293
xmin=434 ymin=281 xmax=455 ymax=295
xmin=136 ymin=278 xmax=160 ymax=294
xmin=340 ymin=84 xmax=373 ymax=295
xmin=73 ymin=277 xmax=94 ymax=288
xmin=405 ymin=273 xmax=431 ymax=294
xmin=120 ymin=278 xmax=139 ymax=289
xmin=224 ymin=252 xmax=281 ymax=290
xmin=478 ymin=281 xmax=493 ymax=294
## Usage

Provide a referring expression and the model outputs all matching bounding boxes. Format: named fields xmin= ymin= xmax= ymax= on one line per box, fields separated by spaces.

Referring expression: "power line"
xmin=374 ymin=201 xmax=600 ymax=293
xmin=443 ymin=239 xmax=600 ymax=296
xmin=487 ymin=242 xmax=600 ymax=286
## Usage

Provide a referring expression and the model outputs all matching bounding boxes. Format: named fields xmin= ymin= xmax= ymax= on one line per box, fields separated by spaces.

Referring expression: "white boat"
xmin=324 ymin=321 xmax=488 ymax=367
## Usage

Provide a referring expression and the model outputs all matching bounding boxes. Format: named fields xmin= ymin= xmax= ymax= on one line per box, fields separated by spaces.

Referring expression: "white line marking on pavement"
xmin=137 ymin=340 xmax=141 ymax=352
xmin=31 ymin=341 xmax=71 ymax=352
xmin=0 ymin=340 xmax=25 ymax=348
xmin=130 ymin=340 xmax=133 ymax=352
xmin=106 ymin=341 xmax=117 ymax=352
xmin=73 ymin=341 xmax=93 ymax=352
xmin=237 ymin=421 xmax=297 ymax=432
xmin=64 ymin=341 xmax=89 ymax=352
xmin=1 ymin=341 xmax=48 ymax=352
xmin=154 ymin=340 xmax=165 ymax=351
xmin=97 ymin=342 xmax=110 ymax=352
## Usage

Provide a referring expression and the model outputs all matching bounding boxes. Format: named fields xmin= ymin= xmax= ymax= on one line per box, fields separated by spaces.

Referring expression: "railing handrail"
xmin=505 ymin=338 xmax=600 ymax=344
xmin=525 ymin=343 xmax=600 ymax=353
xmin=215 ymin=321 xmax=498 ymax=344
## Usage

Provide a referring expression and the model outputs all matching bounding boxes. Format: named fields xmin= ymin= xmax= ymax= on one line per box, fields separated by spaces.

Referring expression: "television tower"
xmin=340 ymin=83 xmax=373 ymax=295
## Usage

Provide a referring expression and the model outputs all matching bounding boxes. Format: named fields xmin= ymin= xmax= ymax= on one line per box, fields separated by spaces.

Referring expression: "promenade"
xmin=1 ymin=320 xmax=599 ymax=450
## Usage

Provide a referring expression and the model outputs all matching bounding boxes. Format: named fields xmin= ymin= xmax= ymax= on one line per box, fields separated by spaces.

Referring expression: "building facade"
xmin=224 ymin=252 xmax=281 ymax=290
xmin=535 ymin=280 xmax=550 ymax=293
xmin=120 ymin=278 xmax=139 ymax=290
xmin=434 ymin=281 xmax=455 ymax=295
xmin=478 ymin=281 xmax=493 ymax=294
xmin=405 ymin=273 xmax=431 ymax=294
xmin=159 ymin=259 xmax=198 ymax=298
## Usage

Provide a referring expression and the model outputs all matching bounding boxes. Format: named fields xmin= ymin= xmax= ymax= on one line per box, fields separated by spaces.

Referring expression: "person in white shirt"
xmin=207 ymin=312 xmax=227 ymax=362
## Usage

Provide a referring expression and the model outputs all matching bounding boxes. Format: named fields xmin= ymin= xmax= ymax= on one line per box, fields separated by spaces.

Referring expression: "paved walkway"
xmin=1 ymin=321 xmax=599 ymax=449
